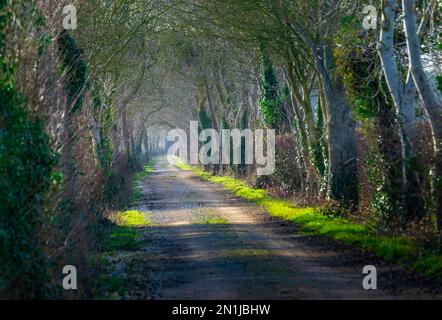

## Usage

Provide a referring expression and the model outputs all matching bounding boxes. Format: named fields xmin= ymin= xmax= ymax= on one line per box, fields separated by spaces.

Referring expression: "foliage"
xmin=198 ymin=107 xmax=213 ymax=130
xmin=272 ymin=135 xmax=306 ymax=195
xmin=312 ymin=100 xmax=327 ymax=178
xmin=102 ymin=226 xmax=140 ymax=252
xmin=96 ymin=167 xmax=154 ymax=298
xmin=3 ymin=0 xmax=442 ymax=298
xmin=128 ymin=162 xmax=154 ymax=204
xmin=437 ymin=4 xmax=442 ymax=95
xmin=93 ymin=91 xmax=114 ymax=172
xmin=259 ymin=50 xmax=282 ymax=129
xmin=0 ymin=3 xmax=56 ymax=297
xmin=437 ymin=75 xmax=442 ymax=95
xmin=57 ymin=30 xmax=88 ymax=113
xmin=334 ymin=17 xmax=407 ymax=226
xmin=134 ymin=163 xmax=154 ymax=181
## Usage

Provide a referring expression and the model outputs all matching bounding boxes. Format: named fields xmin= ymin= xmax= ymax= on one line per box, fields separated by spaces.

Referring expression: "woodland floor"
xmin=98 ymin=157 xmax=442 ymax=300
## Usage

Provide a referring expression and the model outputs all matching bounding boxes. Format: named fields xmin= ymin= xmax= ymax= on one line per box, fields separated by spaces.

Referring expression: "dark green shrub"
xmin=57 ymin=30 xmax=88 ymax=114
xmin=0 ymin=2 xmax=57 ymax=298
xmin=0 ymin=44 xmax=56 ymax=299
xmin=259 ymin=50 xmax=282 ymax=129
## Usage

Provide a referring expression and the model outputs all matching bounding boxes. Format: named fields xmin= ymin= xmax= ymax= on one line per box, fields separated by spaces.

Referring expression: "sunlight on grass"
xmin=103 ymin=210 xmax=151 ymax=252
xmin=105 ymin=161 xmax=154 ymax=253
xmin=118 ymin=210 xmax=151 ymax=227
xmin=196 ymin=216 xmax=229 ymax=225
xmin=98 ymin=161 xmax=156 ymax=298
xmin=176 ymin=160 xmax=442 ymax=281
xmin=130 ymin=159 xmax=155 ymax=203
xmin=134 ymin=163 xmax=154 ymax=181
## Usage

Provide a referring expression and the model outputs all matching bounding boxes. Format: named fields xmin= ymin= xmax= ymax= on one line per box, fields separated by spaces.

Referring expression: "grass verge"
xmin=176 ymin=162 xmax=442 ymax=282
xmin=102 ymin=210 xmax=151 ymax=251
xmin=134 ymin=163 xmax=154 ymax=181
xmin=129 ymin=160 xmax=155 ymax=204
xmin=96 ymin=160 xmax=155 ymax=299
xmin=96 ymin=210 xmax=152 ymax=299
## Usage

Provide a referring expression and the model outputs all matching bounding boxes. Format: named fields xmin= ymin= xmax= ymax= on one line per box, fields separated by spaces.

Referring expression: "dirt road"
xmin=107 ymin=157 xmax=440 ymax=300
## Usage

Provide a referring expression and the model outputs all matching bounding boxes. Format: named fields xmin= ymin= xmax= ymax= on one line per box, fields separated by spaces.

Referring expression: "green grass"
xmin=102 ymin=226 xmax=140 ymax=251
xmin=130 ymin=160 xmax=155 ymax=203
xmin=96 ymin=161 xmax=156 ymax=299
xmin=134 ymin=163 xmax=154 ymax=181
xmin=96 ymin=275 xmax=126 ymax=299
xmin=118 ymin=210 xmax=151 ymax=227
xmin=176 ymin=161 xmax=442 ymax=282
xmin=196 ymin=216 xmax=229 ymax=225
xmin=102 ymin=211 xmax=151 ymax=252
xmin=98 ymin=210 xmax=152 ymax=298
xmin=412 ymin=256 xmax=442 ymax=281
xmin=106 ymin=163 xmax=154 ymax=252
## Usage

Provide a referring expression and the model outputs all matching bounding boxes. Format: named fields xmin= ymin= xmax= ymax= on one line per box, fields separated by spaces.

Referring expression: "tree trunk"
xmin=403 ymin=0 xmax=442 ymax=232
xmin=121 ymin=108 xmax=134 ymax=168
xmin=377 ymin=0 xmax=428 ymax=223
xmin=204 ymin=77 xmax=219 ymax=132
xmin=313 ymin=45 xmax=359 ymax=208
xmin=286 ymin=63 xmax=311 ymax=192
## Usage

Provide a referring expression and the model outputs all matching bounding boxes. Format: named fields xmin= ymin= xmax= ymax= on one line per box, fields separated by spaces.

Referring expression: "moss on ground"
xmin=118 ymin=210 xmax=151 ymax=227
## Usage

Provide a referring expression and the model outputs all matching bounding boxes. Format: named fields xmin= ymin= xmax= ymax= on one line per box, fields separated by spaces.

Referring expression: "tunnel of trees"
xmin=0 ymin=0 xmax=441 ymax=298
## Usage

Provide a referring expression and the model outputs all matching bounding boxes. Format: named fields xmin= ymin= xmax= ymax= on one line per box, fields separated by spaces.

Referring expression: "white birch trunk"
xmin=403 ymin=0 xmax=442 ymax=231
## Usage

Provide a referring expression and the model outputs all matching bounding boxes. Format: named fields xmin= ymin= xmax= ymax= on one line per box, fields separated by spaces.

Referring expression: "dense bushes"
xmin=0 ymin=4 xmax=56 ymax=297
xmin=259 ymin=51 xmax=282 ymax=129
xmin=57 ymin=30 xmax=88 ymax=114
xmin=333 ymin=19 xmax=410 ymax=229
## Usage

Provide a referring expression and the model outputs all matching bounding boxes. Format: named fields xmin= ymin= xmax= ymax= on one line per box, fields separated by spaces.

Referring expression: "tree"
xmin=402 ymin=0 xmax=442 ymax=232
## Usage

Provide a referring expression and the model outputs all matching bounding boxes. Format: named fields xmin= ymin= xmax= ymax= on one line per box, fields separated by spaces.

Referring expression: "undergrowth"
xmin=95 ymin=161 xmax=154 ymax=299
xmin=102 ymin=210 xmax=151 ymax=251
xmin=129 ymin=162 xmax=154 ymax=204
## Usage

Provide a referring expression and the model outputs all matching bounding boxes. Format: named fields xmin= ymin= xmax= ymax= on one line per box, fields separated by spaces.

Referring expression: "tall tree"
xmin=402 ymin=0 xmax=442 ymax=231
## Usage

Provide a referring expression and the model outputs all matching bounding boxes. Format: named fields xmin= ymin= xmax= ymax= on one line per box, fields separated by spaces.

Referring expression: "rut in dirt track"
xmin=112 ymin=157 xmax=439 ymax=300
